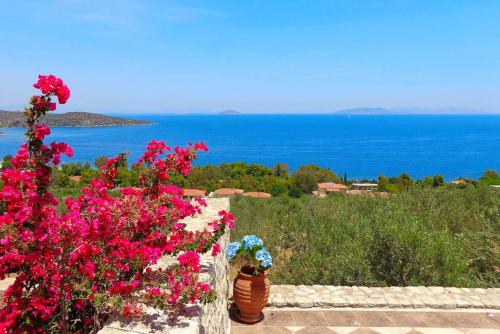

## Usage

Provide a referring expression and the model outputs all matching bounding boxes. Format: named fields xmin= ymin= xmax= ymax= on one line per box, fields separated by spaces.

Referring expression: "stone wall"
xmin=199 ymin=219 xmax=231 ymax=334
xmin=99 ymin=198 xmax=231 ymax=334
xmin=268 ymin=285 xmax=500 ymax=310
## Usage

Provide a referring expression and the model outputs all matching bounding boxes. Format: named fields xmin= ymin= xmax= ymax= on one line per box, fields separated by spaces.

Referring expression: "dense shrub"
xmin=0 ymin=76 xmax=234 ymax=333
xmin=230 ymin=187 xmax=499 ymax=287
xmin=480 ymin=170 xmax=500 ymax=185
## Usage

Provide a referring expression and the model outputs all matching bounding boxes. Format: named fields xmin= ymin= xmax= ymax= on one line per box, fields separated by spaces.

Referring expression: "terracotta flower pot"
xmin=233 ymin=265 xmax=270 ymax=324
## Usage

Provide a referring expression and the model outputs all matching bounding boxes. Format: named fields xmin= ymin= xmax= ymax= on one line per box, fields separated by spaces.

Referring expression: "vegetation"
xmin=0 ymin=74 xmax=233 ymax=332
xmin=377 ymin=171 xmax=500 ymax=192
xmin=2 ymin=152 xmax=499 ymax=199
xmin=2 ymin=139 xmax=499 ymax=291
xmin=1 ymin=159 xmax=342 ymax=197
xmin=230 ymin=187 xmax=500 ymax=287
xmin=480 ymin=170 xmax=500 ymax=185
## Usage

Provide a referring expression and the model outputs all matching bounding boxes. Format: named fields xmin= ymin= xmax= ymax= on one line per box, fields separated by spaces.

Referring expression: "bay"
xmin=1 ymin=114 xmax=499 ymax=180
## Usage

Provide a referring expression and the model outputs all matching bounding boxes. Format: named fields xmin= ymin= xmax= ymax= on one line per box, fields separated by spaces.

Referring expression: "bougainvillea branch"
xmin=0 ymin=75 xmax=234 ymax=333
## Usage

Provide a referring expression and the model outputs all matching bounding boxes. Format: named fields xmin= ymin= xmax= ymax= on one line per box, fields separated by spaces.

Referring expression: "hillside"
xmin=218 ymin=110 xmax=241 ymax=115
xmin=0 ymin=111 xmax=153 ymax=128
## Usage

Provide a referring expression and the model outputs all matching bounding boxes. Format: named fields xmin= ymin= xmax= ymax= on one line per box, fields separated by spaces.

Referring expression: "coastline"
xmin=0 ymin=122 xmax=156 ymax=129
xmin=0 ymin=111 xmax=155 ymax=128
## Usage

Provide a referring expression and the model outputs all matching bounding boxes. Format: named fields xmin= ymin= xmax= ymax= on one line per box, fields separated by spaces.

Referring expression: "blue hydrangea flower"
xmin=241 ymin=235 xmax=263 ymax=250
xmin=255 ymin=249 xmax=272 ymax=268
xmin=225 ymin=242 xmax=241 ymax=260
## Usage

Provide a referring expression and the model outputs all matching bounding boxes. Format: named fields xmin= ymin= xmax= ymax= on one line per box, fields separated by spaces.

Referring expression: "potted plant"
xmin=226 ymin=235 xmax=272 ymax=324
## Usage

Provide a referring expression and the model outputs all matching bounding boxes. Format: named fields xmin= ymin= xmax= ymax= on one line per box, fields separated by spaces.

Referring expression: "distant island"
xmin=218 ymin=110 xmax=241 ymax=115
xmin=333 ymin=107 xmax=490 ymax=115
xmin=0 ymin=111 xmax=153 ymax=128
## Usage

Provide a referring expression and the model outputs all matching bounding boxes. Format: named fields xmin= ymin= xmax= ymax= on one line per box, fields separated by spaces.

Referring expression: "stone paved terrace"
xmin=231 ymin=309 xmax=500 ymax=334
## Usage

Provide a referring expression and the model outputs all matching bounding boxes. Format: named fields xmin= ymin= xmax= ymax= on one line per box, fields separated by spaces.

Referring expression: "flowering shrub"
xmin=225 ymin=235 xmax=272 ymax=274
xmin=0 ymin=75 xmax=234 ymax=333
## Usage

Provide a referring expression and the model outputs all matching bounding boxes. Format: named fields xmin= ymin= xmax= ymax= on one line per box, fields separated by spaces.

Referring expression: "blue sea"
xmin=1 ymin=115 xmax=499 ymax=180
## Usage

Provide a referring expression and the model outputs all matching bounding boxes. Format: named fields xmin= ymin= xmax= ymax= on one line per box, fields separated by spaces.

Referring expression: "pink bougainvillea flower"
xmin=33 ymin=74 xmax=70 ymax=104
xmin=34 ymin=124 xmax=51 ymax=140
xmin=211 ymin=242 xmax=221 ymax=256
xmin=178 ymin=250 xmax=201 ymax=272
xmin=0 ymin=75 xmax=234 ymax=332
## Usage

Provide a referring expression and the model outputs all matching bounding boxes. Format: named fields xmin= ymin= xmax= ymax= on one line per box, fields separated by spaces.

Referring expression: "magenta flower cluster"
xmin=0 ymin=75 xmax=234 ymax=333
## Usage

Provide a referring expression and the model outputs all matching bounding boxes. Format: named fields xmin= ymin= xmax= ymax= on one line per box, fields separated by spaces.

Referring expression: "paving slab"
xmin=232 ymin=309 xmax=500 ymax=334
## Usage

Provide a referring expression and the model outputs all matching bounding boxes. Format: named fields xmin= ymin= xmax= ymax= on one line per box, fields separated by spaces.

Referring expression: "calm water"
xmin=1 ymin=115 xmax=499 ymax=180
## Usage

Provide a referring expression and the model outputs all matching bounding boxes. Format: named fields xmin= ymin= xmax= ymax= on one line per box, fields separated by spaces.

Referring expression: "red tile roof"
xmin=242 ymin=192 xmax=272 ymax=198
xmin=69 ymin=175 xmax=81 ymax=183
xmin=318 ymin=182 xmax=347 ymax=190
xmin=213 ymin=188 xmax=244 ymax=195
xmin=182 ymin=189 xmax=206 ymax=197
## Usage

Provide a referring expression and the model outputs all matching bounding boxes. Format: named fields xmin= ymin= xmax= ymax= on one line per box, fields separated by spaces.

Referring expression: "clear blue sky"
xmin=0 ymin=0 xmax=498 ymax=113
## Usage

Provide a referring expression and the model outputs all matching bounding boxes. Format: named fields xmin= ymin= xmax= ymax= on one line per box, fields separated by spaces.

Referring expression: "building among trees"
xmin=314 ymin=182 xmax=348 ymax=197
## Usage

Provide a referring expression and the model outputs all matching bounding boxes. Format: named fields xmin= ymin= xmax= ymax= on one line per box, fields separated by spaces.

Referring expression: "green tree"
xmin=51 ymin=167 xmax=70 ymax=187
xmin=1 ymin=155 xmax=13 ymax=170
xmin=378 ymin=174 xmax=401 ymax=193
xmin=247 ymin=164 xmax=272 ymax=178
xmin=432 ymin=175 xmax=444 ymax=188
xmin=291 ymin=164 xmax=339 ymax=194
xmin=479 ymin=170 xmax=500 ymax=185
xmin=396 ymin=173 xmax=413 ymax=191
xmin=239 ymin=175 xmax=258 ymax=191
xmin=115 ymin=168 xmax=133 ymax=186
xmin=169 ymin=172 xmax=188 ymax=188
xmin=94 ymin=156 xmax=109 ymax=169
xmin=270 ymin=182 xmax=288 ymax=197
xmin=80 ymin=169 xmax=99 ymax=184
xmin=272 ymin=163 xmax=289 ymax=177
xmin=186 ymin=165 xmax=222 ymax=189
xmin=220 ymin=162 xmax=246 ymax=179
xmin=288 ymin=184 xmax=303 ymax=198
xmin=378 ymin=175 xmax=390 ymax=191
xmin=62 ymin=163 xmax=82 ymax=176
xmin=421 ymin=176 xmax=434 ymax=187
xmin=117 ymin=153 xmax=128 ymax=168
xmin=293 ymin=170 xmax=317 ymax=194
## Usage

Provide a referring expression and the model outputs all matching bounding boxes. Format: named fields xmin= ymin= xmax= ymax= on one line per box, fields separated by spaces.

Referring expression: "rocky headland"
xmin=0 ymin=111 xmax=153 ymax=128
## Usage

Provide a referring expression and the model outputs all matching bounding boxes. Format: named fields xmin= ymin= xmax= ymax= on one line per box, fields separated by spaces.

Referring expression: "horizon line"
xmin=2 ymin=109 xmax=500 ymax=116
